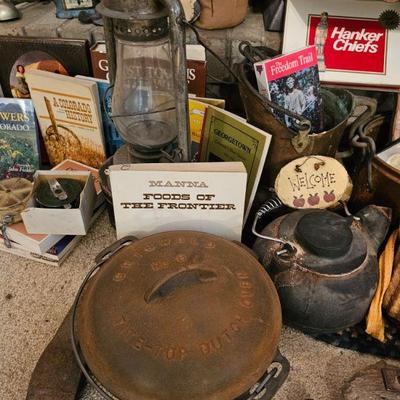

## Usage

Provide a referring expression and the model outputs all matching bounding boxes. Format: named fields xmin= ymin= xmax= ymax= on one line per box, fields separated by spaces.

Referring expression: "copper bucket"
xmin=237 ymin=61 xmax=377 ymax=186
xmin=372 ymin=151 xmax=400 ymax=221
xmin=349 ymin=115 xmax=400 ymax=221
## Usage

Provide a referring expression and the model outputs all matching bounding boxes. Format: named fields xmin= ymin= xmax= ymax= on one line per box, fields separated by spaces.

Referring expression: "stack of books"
xmin=0 ymin=159 xmax=105 ymax=266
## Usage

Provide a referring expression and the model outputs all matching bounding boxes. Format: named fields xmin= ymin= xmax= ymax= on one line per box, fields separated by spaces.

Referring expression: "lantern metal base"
xmin=113 ymin=143 xmax=181 ymax=164
xmin=112 ymin=144 xmax=164 ymax=164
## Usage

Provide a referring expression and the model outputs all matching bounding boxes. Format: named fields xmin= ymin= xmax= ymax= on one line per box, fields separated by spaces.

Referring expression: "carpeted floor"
xmin=1 ymin=211 xmax=399 ymax=400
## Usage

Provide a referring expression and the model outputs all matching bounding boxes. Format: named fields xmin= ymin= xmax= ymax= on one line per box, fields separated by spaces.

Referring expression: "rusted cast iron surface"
xmin=75 ymin=231 xmax=282 ymax=400
xmin=26 ymin=309 xmax=82 ymax=400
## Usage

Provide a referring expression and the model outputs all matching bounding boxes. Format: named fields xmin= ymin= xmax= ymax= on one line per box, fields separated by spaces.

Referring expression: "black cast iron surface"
xmin=253 ymin=205 xmax=391 ymax=334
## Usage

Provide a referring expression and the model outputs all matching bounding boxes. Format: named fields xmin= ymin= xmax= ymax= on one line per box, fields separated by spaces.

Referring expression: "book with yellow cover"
xmin=189 ymin=97 xmax=226 ymax=160
xmin=200 ymin=106 xmax=271 ymax=221
xmin=25 ymin=70 xmax=106 ymax=168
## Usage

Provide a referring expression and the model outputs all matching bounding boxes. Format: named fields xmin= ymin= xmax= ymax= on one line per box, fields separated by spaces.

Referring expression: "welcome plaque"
xmin=275 ymin=156 xmax=352 ymax=209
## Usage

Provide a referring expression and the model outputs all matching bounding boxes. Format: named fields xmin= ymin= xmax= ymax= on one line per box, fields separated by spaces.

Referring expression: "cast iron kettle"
xmin=71 ymin=231 xmax=289 ymax=400
xmin=253 ymin=205 xmax=391 ymax=334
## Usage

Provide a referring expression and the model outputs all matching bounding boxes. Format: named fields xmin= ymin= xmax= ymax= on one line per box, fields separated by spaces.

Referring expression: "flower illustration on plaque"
xmin=315 ymin=12 xmax=329 ymax=72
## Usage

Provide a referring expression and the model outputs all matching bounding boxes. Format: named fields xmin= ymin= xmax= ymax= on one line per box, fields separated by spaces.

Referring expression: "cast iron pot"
xmin=253 ymin=205 xmax=391 ymax=334
xmin=71 ymin=231 xmax=289 ymax=400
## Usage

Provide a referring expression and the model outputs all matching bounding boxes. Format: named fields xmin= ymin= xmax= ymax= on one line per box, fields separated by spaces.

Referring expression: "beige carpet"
xmin=0 ymin=211 xmax=398 ymax=400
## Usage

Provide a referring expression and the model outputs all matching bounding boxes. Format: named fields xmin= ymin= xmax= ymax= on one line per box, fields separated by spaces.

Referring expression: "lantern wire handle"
xmin=183 ymin=20 xmax=239 ymax=84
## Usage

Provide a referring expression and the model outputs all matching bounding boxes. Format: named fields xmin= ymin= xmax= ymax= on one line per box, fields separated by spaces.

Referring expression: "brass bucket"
xmin=237 ymin=61 xmax=377 ymax=186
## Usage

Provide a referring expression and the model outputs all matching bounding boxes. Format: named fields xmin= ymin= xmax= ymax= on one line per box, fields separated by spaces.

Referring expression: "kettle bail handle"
xmin=252 ymin=197 xmax=296 ymax=254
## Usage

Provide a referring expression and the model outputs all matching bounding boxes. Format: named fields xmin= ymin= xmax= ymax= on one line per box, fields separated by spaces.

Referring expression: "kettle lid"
xmin=273 ymin=210 xmax=368 ymax=275
xmin=295 ymin=212 xmax=352 ymax=258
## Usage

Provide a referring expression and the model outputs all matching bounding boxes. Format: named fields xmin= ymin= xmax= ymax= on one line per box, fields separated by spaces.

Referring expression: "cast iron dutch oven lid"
xmin=75 ymin=231 xmax=282 ymax=400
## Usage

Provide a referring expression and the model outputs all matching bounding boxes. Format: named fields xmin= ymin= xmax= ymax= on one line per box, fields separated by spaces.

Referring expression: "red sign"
xmin=307 ymin=15 xmax=387 ymax=74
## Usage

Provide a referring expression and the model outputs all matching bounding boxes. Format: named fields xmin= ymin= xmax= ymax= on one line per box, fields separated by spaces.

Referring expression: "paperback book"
xmin=186 ymin=44 xmax=207 ymax=97
xmin=0 ymin=98 xmax=40 ymax=181
xmin=189 ymin=97 xmax=226 ymax=161
xmin=0 ymin=203 xmax=105 ymax=265
xmin=254 ymin=45 xmax=323 ymax=131
xmin=90 ymin=42 xmax=109 ymax=81
xmin=109 ymin=162 xmax=247 ymax=241
xmin=0 ymin=234 xmax=76 ymax=267
xmin=200 ymin=106 xmax=272 ymax=221
xmin=3 ymin=221 xmax=64 ymax=254
xmin=25 ymin=70 xmax=106 ymax=168
xmin=76 ymin=75 xmax=123 ymax=156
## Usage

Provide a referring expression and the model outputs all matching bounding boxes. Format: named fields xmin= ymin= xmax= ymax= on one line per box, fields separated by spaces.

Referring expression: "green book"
xmin=0 ymin=98 xmax=40 ymax=181
xmin=200 ymin=106 xmax=272 ymax=221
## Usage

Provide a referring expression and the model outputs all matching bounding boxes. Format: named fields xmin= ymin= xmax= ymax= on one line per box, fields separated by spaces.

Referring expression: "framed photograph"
xmin=283 ymin=0 xmax=400 ymax=88
xmin=0 ymin=36 xmax=91 ymax=98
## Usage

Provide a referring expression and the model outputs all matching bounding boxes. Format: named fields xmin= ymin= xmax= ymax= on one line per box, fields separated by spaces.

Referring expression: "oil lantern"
xmin=97 ymin=0 xmax=191 ymax=162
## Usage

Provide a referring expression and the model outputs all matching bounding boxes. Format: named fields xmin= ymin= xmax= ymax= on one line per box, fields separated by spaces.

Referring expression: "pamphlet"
xmin=200 ymin=106 xmax=271 ymax=221
xmin=254 ymin=45 xmax=323 ymax=132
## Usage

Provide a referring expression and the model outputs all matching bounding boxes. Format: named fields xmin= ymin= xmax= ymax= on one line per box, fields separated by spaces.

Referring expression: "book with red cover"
xmin=90 ymin=42 xmax=109 ymax=81
xmin=254 ymin=45 xmax=323 ymax=132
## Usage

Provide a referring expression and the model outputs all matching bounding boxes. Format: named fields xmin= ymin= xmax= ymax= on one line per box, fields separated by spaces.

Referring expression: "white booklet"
xmin=109 ymin=162 xmax=247 ymax=241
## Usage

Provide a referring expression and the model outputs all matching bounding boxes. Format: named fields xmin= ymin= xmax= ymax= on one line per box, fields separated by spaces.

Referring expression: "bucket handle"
xmin=336 ymin=95 xmax=377 ymax=160
xmin=348 ymin=95 xmax=378 ymax=145
xmin=185 ymin=31 xmax=313 ymax=137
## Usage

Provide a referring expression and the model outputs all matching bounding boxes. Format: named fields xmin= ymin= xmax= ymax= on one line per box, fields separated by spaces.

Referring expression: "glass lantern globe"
xmin=112 ymin=35 xmax=177 ymax=151
xmin=97 ymin=0 xmax=190 ymax=162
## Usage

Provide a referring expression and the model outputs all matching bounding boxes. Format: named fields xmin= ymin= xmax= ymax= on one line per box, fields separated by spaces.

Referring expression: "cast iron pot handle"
xmin=245 ymin=350 xmax=290 ymax=400
xmin=71 ymin=236 xmax=138 ymax=400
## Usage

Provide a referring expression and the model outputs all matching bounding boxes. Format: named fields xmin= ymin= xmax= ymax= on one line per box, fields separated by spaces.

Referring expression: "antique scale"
xmin=54 ymin=0 xmax=99 ymax=19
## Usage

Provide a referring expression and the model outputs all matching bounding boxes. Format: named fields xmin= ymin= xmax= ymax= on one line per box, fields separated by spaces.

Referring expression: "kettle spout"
xmin=355 ymin=205 xmax=392 ymax=251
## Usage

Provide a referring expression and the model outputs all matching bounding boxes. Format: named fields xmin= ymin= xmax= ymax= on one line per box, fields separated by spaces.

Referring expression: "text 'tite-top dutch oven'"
xmin=71 ymin=231 xmax=289 ymax=400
